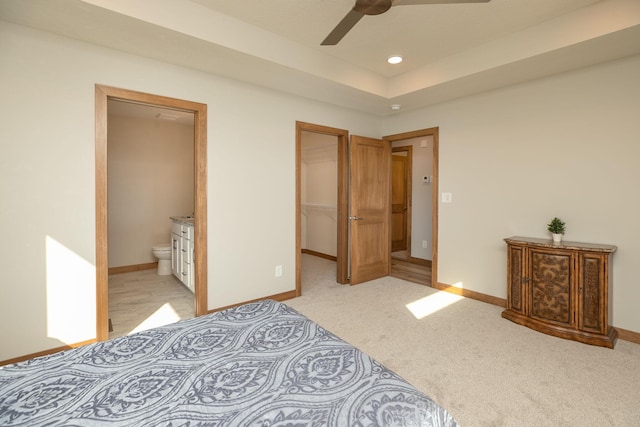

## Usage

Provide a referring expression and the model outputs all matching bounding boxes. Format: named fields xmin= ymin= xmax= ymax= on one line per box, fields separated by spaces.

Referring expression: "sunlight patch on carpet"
xmin=131 ymin=303 xmax=181 ymax=334
xmin=406 ymin=291 xmax=464 ymax=320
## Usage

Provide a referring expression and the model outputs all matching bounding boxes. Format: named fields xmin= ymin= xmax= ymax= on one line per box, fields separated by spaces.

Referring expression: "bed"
xmin=0 ymin=300 xmax=458 ymax=426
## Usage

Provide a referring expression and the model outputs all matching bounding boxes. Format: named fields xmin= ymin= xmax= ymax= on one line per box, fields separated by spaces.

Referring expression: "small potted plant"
xmin=547 ymin=217 xmax=566 ymax=244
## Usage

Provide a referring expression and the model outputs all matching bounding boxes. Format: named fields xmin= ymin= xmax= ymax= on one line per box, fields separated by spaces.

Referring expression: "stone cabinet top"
xmin=504 ymin=236 xmax=617 ymax=253
xmin=170 ymin=216 xmax=194 ymax=226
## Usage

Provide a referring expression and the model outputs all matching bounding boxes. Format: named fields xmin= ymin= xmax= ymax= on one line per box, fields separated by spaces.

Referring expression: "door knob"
xmin=349 ymin=216 xmax=363 ymax=221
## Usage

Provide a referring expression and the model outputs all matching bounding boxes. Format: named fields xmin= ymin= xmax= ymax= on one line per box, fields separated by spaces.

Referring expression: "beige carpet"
xmin=285 ymin=254 xmax=640 ymax=427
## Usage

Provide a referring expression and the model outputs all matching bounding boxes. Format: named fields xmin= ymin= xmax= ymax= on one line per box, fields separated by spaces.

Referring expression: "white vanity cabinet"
xmin=181 ymin=225 xmax=194 ymax=291
xmin=171 ymin=219 xmax=195 ymax=292
xmin=171 ymin=223 xmax=181 ymax=278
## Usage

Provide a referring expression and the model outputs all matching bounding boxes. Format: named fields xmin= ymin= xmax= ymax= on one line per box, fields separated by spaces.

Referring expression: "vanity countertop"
xmin=170 ymin=216 xmax=194 ymax=226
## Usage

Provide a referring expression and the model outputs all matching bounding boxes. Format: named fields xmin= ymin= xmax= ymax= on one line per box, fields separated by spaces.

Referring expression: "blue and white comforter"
xmin=0 ymin=300 xmax=458 ymax=426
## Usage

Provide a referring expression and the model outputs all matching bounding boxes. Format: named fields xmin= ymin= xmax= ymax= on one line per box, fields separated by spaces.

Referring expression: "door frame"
xmin=95 ymin=84 xmax=208 ymax=341
xmin=384 ymin=127 xmax=439 ymax=287
xmin=295 ymin=121 xmax=349 ymax=294
xmin=391 ymin=145 xmax=413 ymax=256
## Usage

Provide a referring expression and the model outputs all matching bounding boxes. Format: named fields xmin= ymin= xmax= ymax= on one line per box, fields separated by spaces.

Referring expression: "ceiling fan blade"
xmin=321 ymin=9 xmax=365 ymax=46
xmin=393 ymin=0 xmax=490 ymax=5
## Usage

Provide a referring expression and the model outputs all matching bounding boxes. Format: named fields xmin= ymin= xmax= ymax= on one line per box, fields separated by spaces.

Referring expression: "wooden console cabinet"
xmin=502 ymin=236 xmax=617 ymax=348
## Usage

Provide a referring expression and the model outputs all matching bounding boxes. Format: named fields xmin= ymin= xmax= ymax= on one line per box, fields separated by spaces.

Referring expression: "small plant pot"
xmin=552 ymin=233 xmax=563 ymax=244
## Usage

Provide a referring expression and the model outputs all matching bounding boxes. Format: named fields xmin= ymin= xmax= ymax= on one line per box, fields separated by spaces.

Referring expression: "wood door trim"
xmin=95 ymin=84 xmax=208 ymax=342
xmin=295 ymin=121 xmax=349 ymax=294
xmin=384 ymin=127 xmax=439 ymax=288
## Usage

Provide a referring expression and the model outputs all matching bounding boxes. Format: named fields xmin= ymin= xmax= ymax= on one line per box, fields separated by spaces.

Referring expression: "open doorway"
xmin=392 ymin=145 xmax=413 ymax=259
xmin=296 ymin=122 xmax=394 ymax=290
xmin=295 ymin=122 xmax=348 ymax=294
xmin=385 ymin=128 xmax=439 ymax=288
xmin=106 ymin=100 xmax=195 ymax=338
xmin=95 ymin=85 xmax=208 ymax=341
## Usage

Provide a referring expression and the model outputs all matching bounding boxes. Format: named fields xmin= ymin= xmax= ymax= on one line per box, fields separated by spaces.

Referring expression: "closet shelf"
xmin=301 ymin=203 xmax=337 ymax=222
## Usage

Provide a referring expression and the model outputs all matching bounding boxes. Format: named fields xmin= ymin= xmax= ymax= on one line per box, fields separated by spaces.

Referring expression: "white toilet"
xmin=151 ymin=243 xmax=172 ymax=275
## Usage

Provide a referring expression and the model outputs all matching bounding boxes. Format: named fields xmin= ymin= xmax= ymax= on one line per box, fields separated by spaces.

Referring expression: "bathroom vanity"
xmin=171 ymin=216 xmax=195 ymax=292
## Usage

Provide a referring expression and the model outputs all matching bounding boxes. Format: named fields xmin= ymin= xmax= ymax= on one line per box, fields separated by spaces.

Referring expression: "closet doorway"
xmin=95 ymin=85 xmax=208 ymax=341
xmin=295 ymin=122 xmax=348 ymax=293
xmin=296 ymin=122 xmax=392 ymax=289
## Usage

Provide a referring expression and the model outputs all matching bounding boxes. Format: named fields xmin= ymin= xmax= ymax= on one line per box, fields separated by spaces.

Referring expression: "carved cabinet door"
xmin=577 ymin=253 xmax=607 ymax=334
xmin=506 ymin=244 xmax=526 ymax=315
xmin=528 ymin=247 xmax=575 ymax=328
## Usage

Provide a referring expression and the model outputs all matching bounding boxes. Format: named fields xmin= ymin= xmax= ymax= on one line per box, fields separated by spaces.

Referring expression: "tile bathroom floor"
xmin=108 ymin=269 xmax=195 ymax=339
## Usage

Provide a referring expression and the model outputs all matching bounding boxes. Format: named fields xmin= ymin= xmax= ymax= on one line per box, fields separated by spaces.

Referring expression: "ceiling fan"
xmin=321 ymin=0 xmax=491 ymax=46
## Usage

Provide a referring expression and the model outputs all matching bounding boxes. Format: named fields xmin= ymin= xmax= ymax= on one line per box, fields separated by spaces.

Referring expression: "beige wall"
xmin=384 ymin=54 xmax=640 ymax=332
xmin=0 ymin=21 xmax=381 ymax=360
xmin=107 ymin=112 xmax=194 ymax=268
xmin=1 ymin=18 xmax=639 ymax=360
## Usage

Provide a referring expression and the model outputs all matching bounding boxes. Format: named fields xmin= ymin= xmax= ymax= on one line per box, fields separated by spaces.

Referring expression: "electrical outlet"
xmin=422 ymin=240 xmax=428 ymax=249
xmin=275 ymin=265 xmax=282 ymax=277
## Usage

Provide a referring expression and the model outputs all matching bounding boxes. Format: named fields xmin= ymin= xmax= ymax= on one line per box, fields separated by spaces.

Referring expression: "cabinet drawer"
xmin=181 ymin=246 xmax=192 ymax=262
xmin=177 ymin=225 xmax=193 ymax=240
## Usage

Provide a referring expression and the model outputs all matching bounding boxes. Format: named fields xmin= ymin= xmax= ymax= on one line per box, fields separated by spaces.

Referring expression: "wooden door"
xmin=349 ymin=135 xmax=391 ymax=284
xmin=391 ymin=153 xmax=408 ymax=252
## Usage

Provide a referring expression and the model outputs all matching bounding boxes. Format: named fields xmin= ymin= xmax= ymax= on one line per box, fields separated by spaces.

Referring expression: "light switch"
xmin=442 ymin=192 xmax=452 ymax=203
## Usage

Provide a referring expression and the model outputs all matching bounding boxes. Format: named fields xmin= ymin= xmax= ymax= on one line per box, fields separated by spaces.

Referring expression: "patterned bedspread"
xmin=0 ymin=300 xmax=458 ymax=426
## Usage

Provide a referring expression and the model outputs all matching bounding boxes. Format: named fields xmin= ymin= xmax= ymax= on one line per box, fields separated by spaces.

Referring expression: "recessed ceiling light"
xmin=387 ymin=55 xmax=403 ymax=65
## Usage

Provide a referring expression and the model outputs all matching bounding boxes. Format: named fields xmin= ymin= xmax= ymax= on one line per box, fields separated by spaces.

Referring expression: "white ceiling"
xmin=1 ymin=0 xmax=639 ymax=116
xmin=193 ymin=0 xmax=599 ymax=77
